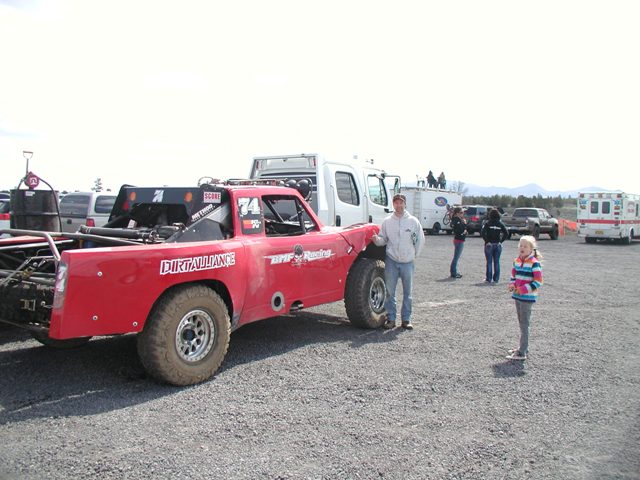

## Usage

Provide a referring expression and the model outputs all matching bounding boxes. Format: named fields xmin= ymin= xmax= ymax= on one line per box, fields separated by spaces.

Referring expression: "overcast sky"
xmin=1 ymin=0 xmax=638 ymax=193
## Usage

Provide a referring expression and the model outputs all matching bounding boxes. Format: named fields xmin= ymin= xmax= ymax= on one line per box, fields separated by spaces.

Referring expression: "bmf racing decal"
xmin=434 ymin=196 xmax=448 ymax=207
xmin=266 ymin=245 xmax=332 ymax=265
xmin=160 ymin=252 xmax=236 ymax=275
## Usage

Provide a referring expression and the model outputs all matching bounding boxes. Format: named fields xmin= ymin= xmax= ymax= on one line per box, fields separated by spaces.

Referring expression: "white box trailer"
xmin=402 ymin=187 xmax=463 ymax=234
xmin=578 ymin=191 xmax=640 ymax=244
xmin=250 ymin=153 xmax=400 ymax=226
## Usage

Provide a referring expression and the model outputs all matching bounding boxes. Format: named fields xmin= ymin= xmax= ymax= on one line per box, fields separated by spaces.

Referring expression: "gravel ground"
xmin=0 ymin=232 xmax=638 ymax=480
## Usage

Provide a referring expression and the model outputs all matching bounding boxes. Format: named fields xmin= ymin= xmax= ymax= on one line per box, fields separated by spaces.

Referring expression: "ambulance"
xmin=249 ymin=153 xmax=400 ymax=226
xmin=577 ymin=191 xmax=640 ymax=244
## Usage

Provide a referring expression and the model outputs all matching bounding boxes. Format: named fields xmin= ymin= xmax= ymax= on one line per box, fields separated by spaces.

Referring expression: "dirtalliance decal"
xmin=160 ymin=252 xmax=236 ymax=275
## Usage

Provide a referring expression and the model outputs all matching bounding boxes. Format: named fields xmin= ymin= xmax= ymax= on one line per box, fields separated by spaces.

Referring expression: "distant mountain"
xmin=402 ymin=181 xmax=613 ymax=198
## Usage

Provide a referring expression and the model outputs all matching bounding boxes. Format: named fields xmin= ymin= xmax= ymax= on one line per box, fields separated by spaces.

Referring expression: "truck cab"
xmin=250 ymin=153 xmax=400 ymax=226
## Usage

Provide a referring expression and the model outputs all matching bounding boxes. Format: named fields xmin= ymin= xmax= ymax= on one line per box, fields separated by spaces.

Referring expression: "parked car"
xmin=59 ymin=192 xmax=117 ymax=233
xmin=462 ymin=205 xmax=491 ymax=235
xmin=0 ymin=200 xmax=10 ymax=236
xmin=462 ymin=205 xmax=506 ymax=235
xmin=502 ymin=207 xmax=559 ymax=239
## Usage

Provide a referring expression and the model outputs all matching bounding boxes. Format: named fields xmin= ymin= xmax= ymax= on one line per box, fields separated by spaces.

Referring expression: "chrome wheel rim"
xmin=175 ymin=309 xmax=215 ymax=362
xmin=369 ymin=277 xmax=387 ymax=313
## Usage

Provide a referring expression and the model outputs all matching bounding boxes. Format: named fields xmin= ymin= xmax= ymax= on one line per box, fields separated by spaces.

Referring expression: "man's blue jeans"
xmin=384 ymin=256 xmax=415 ymax=322
xmin=484 ymin=243 xmax=503 ymax=282
xmin=450 ymin=240 xmax=464 ymax=277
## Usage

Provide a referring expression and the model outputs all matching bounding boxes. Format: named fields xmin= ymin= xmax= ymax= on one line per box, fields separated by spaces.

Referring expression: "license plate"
xmin=595 ymin=230 xmax=604 ymax=235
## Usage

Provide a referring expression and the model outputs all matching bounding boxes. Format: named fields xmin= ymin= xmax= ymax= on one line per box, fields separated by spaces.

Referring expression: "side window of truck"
xmin=335 ymin=172 xmax=359 ymax=205
xmin=366 ymin=175 xmax=388 ymax=206
xmin=262 ymin=195 xmax=316 ymax=236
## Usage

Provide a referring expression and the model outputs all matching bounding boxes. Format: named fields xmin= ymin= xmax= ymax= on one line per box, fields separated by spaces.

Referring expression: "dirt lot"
xmin=0 ymin=232 xmax=638 ymax=480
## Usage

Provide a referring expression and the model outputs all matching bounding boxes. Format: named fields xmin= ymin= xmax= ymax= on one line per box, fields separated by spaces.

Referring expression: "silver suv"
xmin=59 ymin=192 xmax=116 ymax=233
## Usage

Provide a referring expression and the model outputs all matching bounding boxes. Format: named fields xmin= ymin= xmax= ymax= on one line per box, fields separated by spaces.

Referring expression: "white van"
xmin=250 ymin=153 xmax=400 ymax=226
xmin=59 ymin=192 xmax=117 ymax=233
xmin=402 ymin=187 xmax=463 ymax=234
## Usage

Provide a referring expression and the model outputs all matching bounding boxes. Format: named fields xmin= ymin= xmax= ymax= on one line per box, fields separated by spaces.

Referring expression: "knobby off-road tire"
xmin=32 ymin=332 xmax=92 ymax=349
xmin=344 ymin=258 xmax=387 ymax=329
xmin=137 ymin=285 xmax=230 ymax=386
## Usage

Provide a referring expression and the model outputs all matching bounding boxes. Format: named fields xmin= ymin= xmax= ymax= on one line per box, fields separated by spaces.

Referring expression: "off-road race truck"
xmin=0 ymin=181 xmax=387 ymax=385
xmin=501 ymin=207 xmax=559 ymax=240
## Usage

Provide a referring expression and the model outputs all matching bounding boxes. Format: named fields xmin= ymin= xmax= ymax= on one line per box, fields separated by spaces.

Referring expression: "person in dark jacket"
xmin=426 ymin=170 xmax=437 ymax=188
xmin=450 ymin=206 xmax=466 ymax=278
xmin=481 ymin=208 xmax=509 ymax=283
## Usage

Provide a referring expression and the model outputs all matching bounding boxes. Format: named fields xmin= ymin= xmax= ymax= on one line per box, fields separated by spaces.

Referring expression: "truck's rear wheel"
xmin=32 ymin=332 xmax=92 ymax=349
xmin=137 ymin=285 xmax=230 ymax=386
xmin=344 ymin=258 xmax=387 ymax=329
xmin=430 ymin=223 xmax=441 ymax=235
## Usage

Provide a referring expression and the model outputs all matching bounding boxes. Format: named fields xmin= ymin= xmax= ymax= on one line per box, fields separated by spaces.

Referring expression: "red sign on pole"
xmin=26 ymin=171 xmax=40 ymax=190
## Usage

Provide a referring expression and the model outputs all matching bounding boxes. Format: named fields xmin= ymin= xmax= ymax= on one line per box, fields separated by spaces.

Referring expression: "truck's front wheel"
xmin=532 ymin=225 xmax=540 ymax=239
xmin=344 ymin=258 xmax=387 ymax=329
xmin=137 ymin=285 xmax=230 ymax=386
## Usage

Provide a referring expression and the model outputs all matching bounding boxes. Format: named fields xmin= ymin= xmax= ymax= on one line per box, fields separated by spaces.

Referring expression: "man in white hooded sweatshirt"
xmin=372 ymin=193 xmax=425 ymax=330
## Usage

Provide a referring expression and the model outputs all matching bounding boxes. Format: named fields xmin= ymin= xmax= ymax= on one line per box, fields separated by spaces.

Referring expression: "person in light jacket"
xmin=372 ymin=194 xmax=425 ymax=330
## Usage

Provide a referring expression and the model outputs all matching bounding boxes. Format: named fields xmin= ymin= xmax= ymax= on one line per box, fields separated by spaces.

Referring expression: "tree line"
xmin=463 ymin=193 xmax=569 ymax=210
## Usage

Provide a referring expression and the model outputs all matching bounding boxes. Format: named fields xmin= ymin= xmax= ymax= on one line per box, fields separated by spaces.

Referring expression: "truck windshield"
xmin=514 ymin=209 xmax=537 ymax=217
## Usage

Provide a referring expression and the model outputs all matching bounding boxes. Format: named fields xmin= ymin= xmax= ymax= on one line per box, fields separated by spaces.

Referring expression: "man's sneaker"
xmin=506 ymin=351 xmax=527 ymax=361
xmin=401 ymin=321 xmax=413 ymax=330
xmin=507 ymin=347 xmax=518 ymax=354
xmin=382 ymin=320 xmax=395 ymax=330
xmin=451 ymin=273 xmax=462 ymax=279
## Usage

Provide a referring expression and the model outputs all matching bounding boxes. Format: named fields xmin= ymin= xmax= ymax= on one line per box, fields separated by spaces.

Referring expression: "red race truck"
xmin=0 ymin=181 xmax=387 ymax=385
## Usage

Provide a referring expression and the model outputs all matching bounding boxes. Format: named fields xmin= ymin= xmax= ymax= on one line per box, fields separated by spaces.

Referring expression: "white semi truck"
xmin=250 ymin=153 xmax=400 ymax=226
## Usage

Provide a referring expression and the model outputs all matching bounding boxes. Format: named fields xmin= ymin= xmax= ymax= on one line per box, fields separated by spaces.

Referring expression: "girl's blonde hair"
xmin=519 ymin=235 xmax=543 ymax=260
